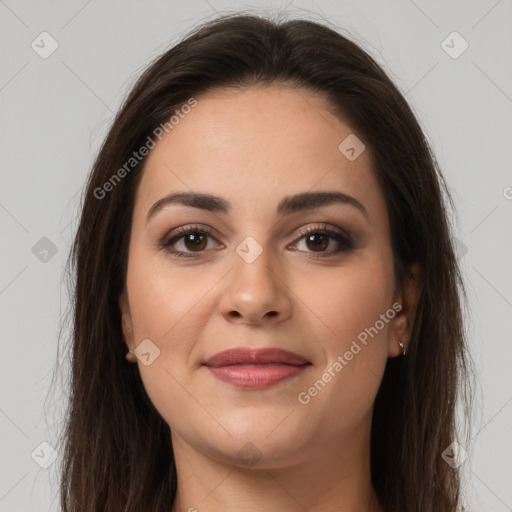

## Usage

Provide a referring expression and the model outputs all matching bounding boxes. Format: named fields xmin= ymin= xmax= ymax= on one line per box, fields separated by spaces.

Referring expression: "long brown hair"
xmin=54 ymin=11 xmax=475 ymax=511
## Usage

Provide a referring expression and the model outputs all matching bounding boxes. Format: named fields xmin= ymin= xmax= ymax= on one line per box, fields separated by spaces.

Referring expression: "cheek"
xmin=126 ymin=245 xmax=213 ymax=342
xmin=300 ymin=258 xmax=394 ymax=353
xmin=303 ymin=284 xmax=392 ymax=432
xmin=293 ymin=254 xmax=394 ymax=418
xmin=125 ymin=247 xmax=224 ymax=413
xmin=126 ymin=258 xmax=216 ymax=430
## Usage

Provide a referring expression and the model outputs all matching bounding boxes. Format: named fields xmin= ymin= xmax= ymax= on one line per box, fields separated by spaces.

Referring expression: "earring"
xmin=398 ymin=340 xmax=407 ymax=356
xmin=125 ymin=350 xmax=137 ymax=363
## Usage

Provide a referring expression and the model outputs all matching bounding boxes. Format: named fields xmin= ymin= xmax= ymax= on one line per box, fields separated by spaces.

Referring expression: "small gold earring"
xmin=125 ymin=350 xmax=137 ymax=363
xmin=398 ymin=340 xmax=407 ymax=356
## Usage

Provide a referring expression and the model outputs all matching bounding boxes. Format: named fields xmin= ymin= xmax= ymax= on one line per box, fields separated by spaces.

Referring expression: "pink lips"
xmin=202 ymin=348 xmax=311 ymax=389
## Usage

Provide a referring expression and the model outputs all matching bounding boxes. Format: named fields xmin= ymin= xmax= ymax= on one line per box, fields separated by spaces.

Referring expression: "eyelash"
xmin=160 ymin=223 xmax=354 ymax=259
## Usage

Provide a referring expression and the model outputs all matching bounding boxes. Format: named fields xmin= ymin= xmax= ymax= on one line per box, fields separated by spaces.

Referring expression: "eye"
xmin=160 ymin=224 xmax=222 ymax=258
xmin=160 ymin=223 xmax=354 ymax=259
xmin=290 ymin=223 xmax=354 ymax=258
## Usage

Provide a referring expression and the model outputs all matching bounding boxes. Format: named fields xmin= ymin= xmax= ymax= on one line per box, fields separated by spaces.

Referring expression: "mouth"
xmin=202 ymin=347 xmax=311 ymax=389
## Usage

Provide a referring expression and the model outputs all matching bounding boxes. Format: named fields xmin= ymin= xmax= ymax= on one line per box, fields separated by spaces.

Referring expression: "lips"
xmin=202 ymin=348 xmax=311 ymax=389
xmin=202 ymin=347 xmax=310 ymax=367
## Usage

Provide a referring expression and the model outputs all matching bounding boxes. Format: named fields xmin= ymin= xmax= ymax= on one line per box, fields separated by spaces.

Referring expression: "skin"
xmin=119 ymin=85 xmax=422 ymax=512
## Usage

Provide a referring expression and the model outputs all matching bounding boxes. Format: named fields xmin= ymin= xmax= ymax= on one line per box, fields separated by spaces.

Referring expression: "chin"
xmin=208 ymin=434 xmax=308 ymax=470
xmin=203 ymin=412 xmax=312 ymax=465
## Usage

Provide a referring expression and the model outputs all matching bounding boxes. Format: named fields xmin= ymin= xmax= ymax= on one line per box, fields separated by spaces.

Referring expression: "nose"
xmin=219 ymin=242 xmax=292 ymax=326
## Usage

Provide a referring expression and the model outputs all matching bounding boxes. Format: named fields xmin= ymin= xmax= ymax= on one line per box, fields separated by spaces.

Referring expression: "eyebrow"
xmin=146 ymin=190 xmax=369 ymax=223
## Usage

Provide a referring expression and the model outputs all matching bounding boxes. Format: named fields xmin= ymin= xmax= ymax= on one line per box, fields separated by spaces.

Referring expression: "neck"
xmin=169 ymin=418 xmax=382 ymax=512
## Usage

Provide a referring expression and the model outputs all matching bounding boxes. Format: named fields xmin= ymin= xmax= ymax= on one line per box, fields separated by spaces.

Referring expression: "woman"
xmin=57 ymin=12 xmax=474 ymax=511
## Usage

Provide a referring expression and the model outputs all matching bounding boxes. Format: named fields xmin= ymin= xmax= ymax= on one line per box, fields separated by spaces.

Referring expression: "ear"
xmin=388 ymin=262 xmax=423 ymax=358
xmin=119 ymin=291 xmax=134 ymax=349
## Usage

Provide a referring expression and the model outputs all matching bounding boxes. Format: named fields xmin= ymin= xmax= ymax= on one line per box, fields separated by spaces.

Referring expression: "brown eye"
xmin=181 ymin=232 xmax=208 ymax=252
xmin=292 ymin=224 xmax=354 ymax=258
xmin=304 ymin=233 xmax=330 ymax=252
xmin=161 ymin=223 xmax=354 ymax=259
xmin=160 ymin=225 xmax=220 ymax=258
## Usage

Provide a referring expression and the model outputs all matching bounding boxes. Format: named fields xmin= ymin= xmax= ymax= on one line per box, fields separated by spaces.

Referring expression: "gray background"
xmin=0 ymin=0 xmax=511 ymax=510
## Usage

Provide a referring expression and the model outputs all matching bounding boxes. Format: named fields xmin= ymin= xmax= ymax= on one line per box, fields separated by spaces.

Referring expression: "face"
xmin=119 ymin=85 xmax=418 ymax=469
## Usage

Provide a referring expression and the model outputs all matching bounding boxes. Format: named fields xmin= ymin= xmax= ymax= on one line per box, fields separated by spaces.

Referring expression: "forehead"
xmin=133 ymin=85 xmax=386 ymax=225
